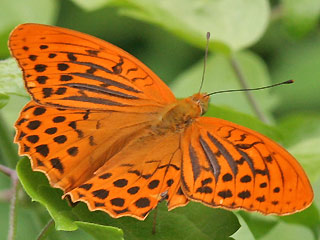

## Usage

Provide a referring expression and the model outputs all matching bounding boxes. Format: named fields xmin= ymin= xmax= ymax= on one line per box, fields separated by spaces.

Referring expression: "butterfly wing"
xmin=66 ymin=131 xmax=188 ymax=220
xmin=15 ymin=101 xmax=159 ymax=192
xmin=11 ymin=23 xmax=184 ymax=220
xmin=9 ymin=23 xmax=176 ymax=112
xmin=181 ymin=117 xmax=313 ymax=215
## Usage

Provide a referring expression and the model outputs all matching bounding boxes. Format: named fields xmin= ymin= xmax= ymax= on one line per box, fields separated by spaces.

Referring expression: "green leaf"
xmin=172 ymin=204 xmax=240 ymax=239
xmin=238 ymin=212 xmax=278 ymax=239
xmin=70 ymin=0 xmax=113 ymax=11
xmin=281 ymin=204 xmax=320 ymax=230
xmin=282 ymin=0 xmax=320 ymax=38
xmin=0 ymin=93 xmax=9 ymax=108
xmin=278 ymin=113 xmax=320 ymax=146
xmin=0 ymin=58 xmax=27 ymax=97
xmin=0 ymin=95 xmax=28 ymax=128
xmin=289 ymin=137 xmax=320 ymax=182
xmin=76 ymin=221 xmax=123 ymax=240
xmin=312 ymin=177 xmax=320 ymax=222
xmin=0 ymin=0 xmax=58 ymax=56
xmin=69 ymin=0 xmax=269 ymax=51
xmin=259 ymin=220 xmax=314 ymax=240
xmin=231 ymin=214 xmax=256 ymax=240
xmin=16 ymin=157 xmax=78 ymax=231
xmin=0 ymin=0 xmax=58 ymax=30
xmin=171 ymin=51 xmax=276 ymax=120
xmin=16 ymin=157 xmax=240 ymax=239
xmin=270 ymin=35 xmax=320 ymax=116
xmin=118 ymin=0 xmax=270 ymax=51
xmin=73 ymin=201 xmax=240 ymax=240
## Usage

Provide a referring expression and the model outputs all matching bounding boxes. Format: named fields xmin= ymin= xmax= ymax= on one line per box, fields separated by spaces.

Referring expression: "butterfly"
xmin=10 ymin=23 xmax=313 ymax=220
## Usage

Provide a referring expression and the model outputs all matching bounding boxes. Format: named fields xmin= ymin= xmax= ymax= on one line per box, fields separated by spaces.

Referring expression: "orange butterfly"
xmin=10 ymin=23 xmax=313 ymax=220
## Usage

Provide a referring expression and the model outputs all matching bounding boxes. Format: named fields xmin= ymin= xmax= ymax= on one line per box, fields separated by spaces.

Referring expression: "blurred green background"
xmin=0 ymin=0 xmax=320 ymax=239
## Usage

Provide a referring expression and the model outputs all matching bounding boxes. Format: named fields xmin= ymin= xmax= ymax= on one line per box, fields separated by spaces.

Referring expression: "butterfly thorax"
xmin=152 ymin=93 xmax=209 ymax=134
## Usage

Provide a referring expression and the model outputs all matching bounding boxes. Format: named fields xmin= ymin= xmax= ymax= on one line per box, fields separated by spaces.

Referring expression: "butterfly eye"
xmin=198 ymin=97 xmax=209 ymax=115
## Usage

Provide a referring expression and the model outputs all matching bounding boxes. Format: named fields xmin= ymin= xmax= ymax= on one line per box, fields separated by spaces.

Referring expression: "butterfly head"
xmin=191 ymin=93 xmax=210 ymax=116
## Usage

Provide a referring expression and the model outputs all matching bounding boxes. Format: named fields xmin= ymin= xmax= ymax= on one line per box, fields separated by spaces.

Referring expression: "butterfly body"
xmin=10 ymin=23 xmax=313 ymax=220
xmin=152 ymin=93 xmax=209 ymax=134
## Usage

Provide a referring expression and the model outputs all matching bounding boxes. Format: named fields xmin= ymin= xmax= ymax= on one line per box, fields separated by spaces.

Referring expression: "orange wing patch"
xmin=181 ymin=117 xmax=313 ymax=215
xmin=67 ymin=131 xmax=185 ymax=219
xmin=15 ymin=101 xmax=156 ymax=192
xmin=9 ymin=24 xmax=175 ymax=112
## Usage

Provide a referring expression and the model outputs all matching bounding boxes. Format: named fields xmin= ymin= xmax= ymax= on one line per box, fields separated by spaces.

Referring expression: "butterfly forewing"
xmin=181 ymin=117 xmax=313 ymax=215
xmin=9 ymin=23 xmax=176 ymax=112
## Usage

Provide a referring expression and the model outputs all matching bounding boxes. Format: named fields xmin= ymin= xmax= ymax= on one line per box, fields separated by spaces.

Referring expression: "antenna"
xmin=205 ymin=80 xmax=294 ymax=96
xmin=199 ymin=32 xmax=211 ymax=93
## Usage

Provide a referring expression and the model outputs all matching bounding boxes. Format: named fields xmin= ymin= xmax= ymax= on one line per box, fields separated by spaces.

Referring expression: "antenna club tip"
xmin=206 ymin=32 xmax=211 ymax=39
xmin=285 ymin=79 xmax=294 ymax=84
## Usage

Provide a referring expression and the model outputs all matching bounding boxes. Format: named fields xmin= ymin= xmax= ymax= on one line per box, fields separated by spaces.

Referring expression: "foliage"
xmin=0 ymin=0 xmax=320 ymax=239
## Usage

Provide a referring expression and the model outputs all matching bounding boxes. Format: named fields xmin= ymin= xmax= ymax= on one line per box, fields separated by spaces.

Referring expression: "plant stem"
xmin=229 ymin=55 xmax=268 ymax=123
xmin=0 ymin=164 xmax=14 ymax=177
xmin=1 ymin=165 xmax=19 ymax=240
xmin=270 ymin=4 xmax=283 ymax=22
xmin=0 ymin=113 xmax=19 ymax=168
xmin=37 ymin=219 xmax=55 ymax=240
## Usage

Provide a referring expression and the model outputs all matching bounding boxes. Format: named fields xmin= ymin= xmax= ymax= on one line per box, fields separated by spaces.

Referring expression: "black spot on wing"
xmin=113 ymin=179 xmax=128 ymax=188
xmin=79 ymin=184 xmax=92 ymax=190
xmin=218 ymin=190 xmax=233 ymax=199
xmin=110 ymin=198 xmax=125 ymax=207
xmin=34 ymin=64 xmax=47 ymax=72
xmin=148 ymin=180 xmax=160 ymax=189
xmin=196 ymin=186 xmax=212 ymax=193
xmin=57 ymin=63 xmax=69 ymax=71
xmin=99 ymin=173 xmax=112 ymax=179
xmin=127 ymin=186 xmax=139 ymax=195
xmin=27 ymin=120 xmax=41 ymax=130
xmin=45 ymin=127 xmax=57 ymax=135
xmin=50 ymin=157 xmax=63 ymax=173
xmin=67 ymin=147 xmax=78 ymax=156
xmin=36 ymin=144 xmax=49 ymax=157
xmin=222 ymin=173 xmax=233 ymax=182
xmin=36 ymin=76 xmax=48 ymax=84
xmin=240 ymin=175 xmax=252 ymax=183
xmin=26 ymin=135 xmax=39 ymax=143
xmin=33 ymin=107 xmax=46 ymax=116
xmin=238 ymin=190 xmax=251 ymax=199
xmin=135 ymin=198 xmax=150 ymax=208
xmin=92 ymin=189 xmax=109 ymax=199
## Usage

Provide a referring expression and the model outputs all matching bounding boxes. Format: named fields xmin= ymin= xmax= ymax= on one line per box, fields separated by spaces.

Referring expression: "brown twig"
xmin=229 ymin=55 xmax=268 ymax=123
xmin=36 ymin=219 xmax=55 ymax=240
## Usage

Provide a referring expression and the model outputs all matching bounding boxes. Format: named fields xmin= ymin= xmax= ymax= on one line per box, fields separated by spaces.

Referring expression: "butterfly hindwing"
xmin=67 ymin=131 xmax=187 ymax=220
xmin=181 ymin=117 xmax=313 ymax=215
